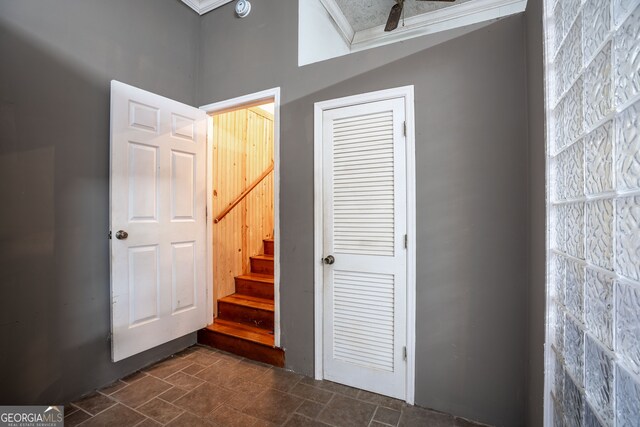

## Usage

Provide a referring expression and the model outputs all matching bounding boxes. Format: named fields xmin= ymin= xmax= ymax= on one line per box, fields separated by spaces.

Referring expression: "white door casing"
xmin=199 ymin=87 xmax=282 ymax=347
xmin=316 ymin=89 xmax=415 ymax=401
xmin=110 ymin=80 xmax=208 ymax=362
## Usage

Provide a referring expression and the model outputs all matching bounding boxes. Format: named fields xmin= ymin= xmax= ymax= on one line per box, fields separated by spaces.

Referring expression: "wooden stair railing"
xmin=214 ymin=162 xmax=274 ymax=224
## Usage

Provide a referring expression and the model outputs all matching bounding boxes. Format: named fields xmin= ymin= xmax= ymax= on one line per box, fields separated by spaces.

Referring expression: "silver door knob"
xmin=115 ymin=230 xmax=128 ymax=240
xmin=323 ymin=255 xmax=335 ymax=265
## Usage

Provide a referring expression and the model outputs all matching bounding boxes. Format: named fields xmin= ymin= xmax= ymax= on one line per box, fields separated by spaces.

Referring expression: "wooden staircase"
xmin=198 ymin=238 xmax=284 ymax=367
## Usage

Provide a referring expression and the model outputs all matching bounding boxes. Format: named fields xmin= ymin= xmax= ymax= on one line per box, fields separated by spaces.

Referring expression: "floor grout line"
xmin=67 ymin=344 xmax=488 ymax=427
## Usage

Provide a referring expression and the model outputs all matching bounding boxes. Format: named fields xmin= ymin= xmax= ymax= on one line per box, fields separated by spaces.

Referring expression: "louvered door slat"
xmin=322 ymin=96 xmax=407 ymax=400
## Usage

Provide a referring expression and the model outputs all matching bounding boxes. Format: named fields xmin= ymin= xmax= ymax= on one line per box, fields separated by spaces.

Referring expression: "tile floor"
xmin=64 ymin=345 xmax=489 ymax=427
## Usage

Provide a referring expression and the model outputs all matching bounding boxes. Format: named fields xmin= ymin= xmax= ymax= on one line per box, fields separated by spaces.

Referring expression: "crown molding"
xmin=181 ymin=0 xmax=233 ymax=15
xmin=318 ymin=0 xmax=355 ymax=44
xmin=320 ymin=0 xmax=527 ymax=53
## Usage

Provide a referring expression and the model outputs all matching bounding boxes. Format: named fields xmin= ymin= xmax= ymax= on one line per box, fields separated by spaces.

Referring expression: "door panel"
xmin=110 ymin=80 xmax=208 ymax=361
xmin=322 ymin=98 xmax=407 ymax=399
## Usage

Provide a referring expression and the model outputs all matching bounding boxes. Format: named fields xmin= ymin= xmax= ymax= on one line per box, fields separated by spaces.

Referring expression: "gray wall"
xmin=0 ymin=1 xmax=543 ymax=425
xmin=0 ymin=0 xmax=199 ymax=405
xmin=199 ymin=3 xmax=530 ymax=425
xmin=524 ymin=0 xmax=546 ymax=425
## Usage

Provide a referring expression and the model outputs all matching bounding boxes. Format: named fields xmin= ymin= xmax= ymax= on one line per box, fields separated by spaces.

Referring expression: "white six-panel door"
xmin=110 ymin=81 xmax=208 ymax=362
xmin=322 ymin=97 xmax=408 ymax=399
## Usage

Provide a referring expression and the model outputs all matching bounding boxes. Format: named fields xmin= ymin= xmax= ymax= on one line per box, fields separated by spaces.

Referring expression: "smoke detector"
xmin=235 ymin=0 xmax=251 ymax=18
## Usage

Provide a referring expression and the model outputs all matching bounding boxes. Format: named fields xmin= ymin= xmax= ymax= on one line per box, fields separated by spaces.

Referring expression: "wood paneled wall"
xmin=212 ymin=107 xmax=274 ymax=309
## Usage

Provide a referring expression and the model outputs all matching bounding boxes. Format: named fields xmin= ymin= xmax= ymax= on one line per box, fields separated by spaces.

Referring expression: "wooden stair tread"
xmin=206 ymin=320 xmax=274 ymax=346
xmin=236 ymin=273 xmax=274 ymax=283
xmin=219 ymin=294 xmax=274 ymax=311
xmin=201 ymin=239 xmax=280 ymax=365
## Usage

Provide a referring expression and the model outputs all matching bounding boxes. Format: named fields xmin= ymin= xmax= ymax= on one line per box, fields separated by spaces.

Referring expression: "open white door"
xmin=110 ymin=81 xmax=208 ymax=362
xmin=321 ymin=97 xmax=408 ymax=399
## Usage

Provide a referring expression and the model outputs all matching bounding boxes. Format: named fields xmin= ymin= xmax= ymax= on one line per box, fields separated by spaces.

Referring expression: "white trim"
xmin=404 ymin=88 xmax=416 ymax=406
xmin=313 ymin=101 xmax=324 ymax=381
xmin=318 ymin=0 xmax=355 ymax=44
xmin=313 ymin=86 xmax=417 ymax=404
xmin=200 ymin=87 xmax=282 ymax=348
xmin=318 ymin=0 xmax=527 ymax=54
xmin=200 ymin=88 xmax=280 ymax=114
xmin=206 ymin=115 xmax=215 ymax=324
xmin=181 ymin=0 xmax=233 ymax=15
xmin=351 ymin=0 xmax=526 ymax=50
xmin=541 ymin=0 xmax=553 ymax=425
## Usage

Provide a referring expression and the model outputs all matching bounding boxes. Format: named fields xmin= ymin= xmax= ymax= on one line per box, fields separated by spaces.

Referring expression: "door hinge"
xmin=404 ymin=234 xmax=408 ymax=249
xmin=403 ymin=346 xmax=407 ymax=361
xmin=403 ymin=121 xmax=407 ymax=137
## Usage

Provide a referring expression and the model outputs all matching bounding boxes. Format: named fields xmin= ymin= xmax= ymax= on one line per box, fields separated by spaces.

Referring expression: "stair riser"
xmin=235 ymin=278 xmax=274 ymax=299
xmin=218 ymin=301 xmax=274 ymax=330
xmin=198 ymin=329 xmax=284 ymax=367
xmin=251 ymin=258 xmax=274 ymax=275
xmin=263 ymin=240 xmax=274 ymax=256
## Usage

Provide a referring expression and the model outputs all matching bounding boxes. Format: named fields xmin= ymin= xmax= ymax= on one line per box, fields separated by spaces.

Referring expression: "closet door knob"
xmin=115 ymin=230 xmax=128 ymax=240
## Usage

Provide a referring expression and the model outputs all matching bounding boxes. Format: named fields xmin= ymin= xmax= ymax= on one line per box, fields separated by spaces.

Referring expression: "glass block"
xmin=565 ymin=79 xmax=584 ymax=144
xmin=566 ymin=203 xmax=585 ymax=260
xmin=615 ymin=196 xmax=640 ymax=282
xmin=616 ymin=280 xmax=640 ymax=376
xmin=615 ymin=100 xmax=640 ymax=192
xmin=585 ymin=335 xmax=614 ymax=425
xmin=613 ymin=0 xmax=640 ymax=26
xmin=585 ymin=402 xmax=605 ymax=427
xmin=554 ymin=102 xmax=567 ymax=152
xmin=583 ymin=0 xmax=612 ymax=62
xmin=586 ymin=199 xmax=614 ymax=270
xmin=551 ymin=205 xmax=566 ymax=252
xmin=553 ymin=154 xmax=566 ymax=202
xmin=584 ymin=44 xmax=613 ymax=129
xmin=552 ymin=346 xmax=565 ymax=403
xmin=552 ymin=253 xmax=567 ymax=306
xmin=585 ymin=121 xmax=614 ymax=195
xmin=550 ymin=62 xmax=562 ymax=111
xmin=564 ymin=19 xmax=583 ymax=93
xmin=553 ymin=1 xmax=564 ymax=54
xmin=553 ymin=393 xmax=564 ymax=427
xmin=615 ymin=364 xmax=640 ymax=425
xmin=585 ymin=268 xmax=614 ymax=350
xmin=555 ymin=60 xmax=567 ymax=109
xmin=563 ymin=0 xmax=581 ymax=41
xmin=564 ymin=315 xmax=585 ymax=387
xmin=564 ymin=370 xmax=585 ymax=427
xmin=566 ymin=259 xmax=585 ymax=320
xmin=565 ymin=141 xmax=584 ymax=199
xmin=614 ymin=7 xmax=640 ymax=106
xmin=553 ymin=302 xmax=566 ymax=354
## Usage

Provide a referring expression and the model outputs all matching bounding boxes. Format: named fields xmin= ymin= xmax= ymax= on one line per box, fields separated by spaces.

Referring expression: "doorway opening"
xmin=198 ymin=89 xmax=283 ymax=366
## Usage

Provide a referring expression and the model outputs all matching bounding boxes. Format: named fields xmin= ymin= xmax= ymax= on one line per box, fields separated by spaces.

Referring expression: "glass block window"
xmin=544 ymin=0 xmax=640 ymax=425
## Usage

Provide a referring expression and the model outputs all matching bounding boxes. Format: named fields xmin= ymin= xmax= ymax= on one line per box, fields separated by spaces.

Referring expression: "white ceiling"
xmin=333 ymin=0 xmax=474 ymax=32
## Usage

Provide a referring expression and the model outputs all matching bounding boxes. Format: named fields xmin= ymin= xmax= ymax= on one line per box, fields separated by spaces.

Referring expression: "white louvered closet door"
xmin=322 ymin=98 xmax=407 ymax=399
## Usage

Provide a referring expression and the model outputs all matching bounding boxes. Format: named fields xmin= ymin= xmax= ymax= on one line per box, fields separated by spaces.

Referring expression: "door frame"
xmin=200 ymin=87 xmax=282 ymax=347
xmin=313 ymin=86 xmax=416 ymax=404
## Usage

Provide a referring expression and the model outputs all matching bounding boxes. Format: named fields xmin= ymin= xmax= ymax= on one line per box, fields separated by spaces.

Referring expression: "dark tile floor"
xmin=65 ymin=345 xmax=490 ymax=427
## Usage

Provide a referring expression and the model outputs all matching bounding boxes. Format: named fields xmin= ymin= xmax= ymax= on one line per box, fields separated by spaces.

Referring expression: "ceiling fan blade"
xmin=384 ymin=1 xmax=404 ymax=32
